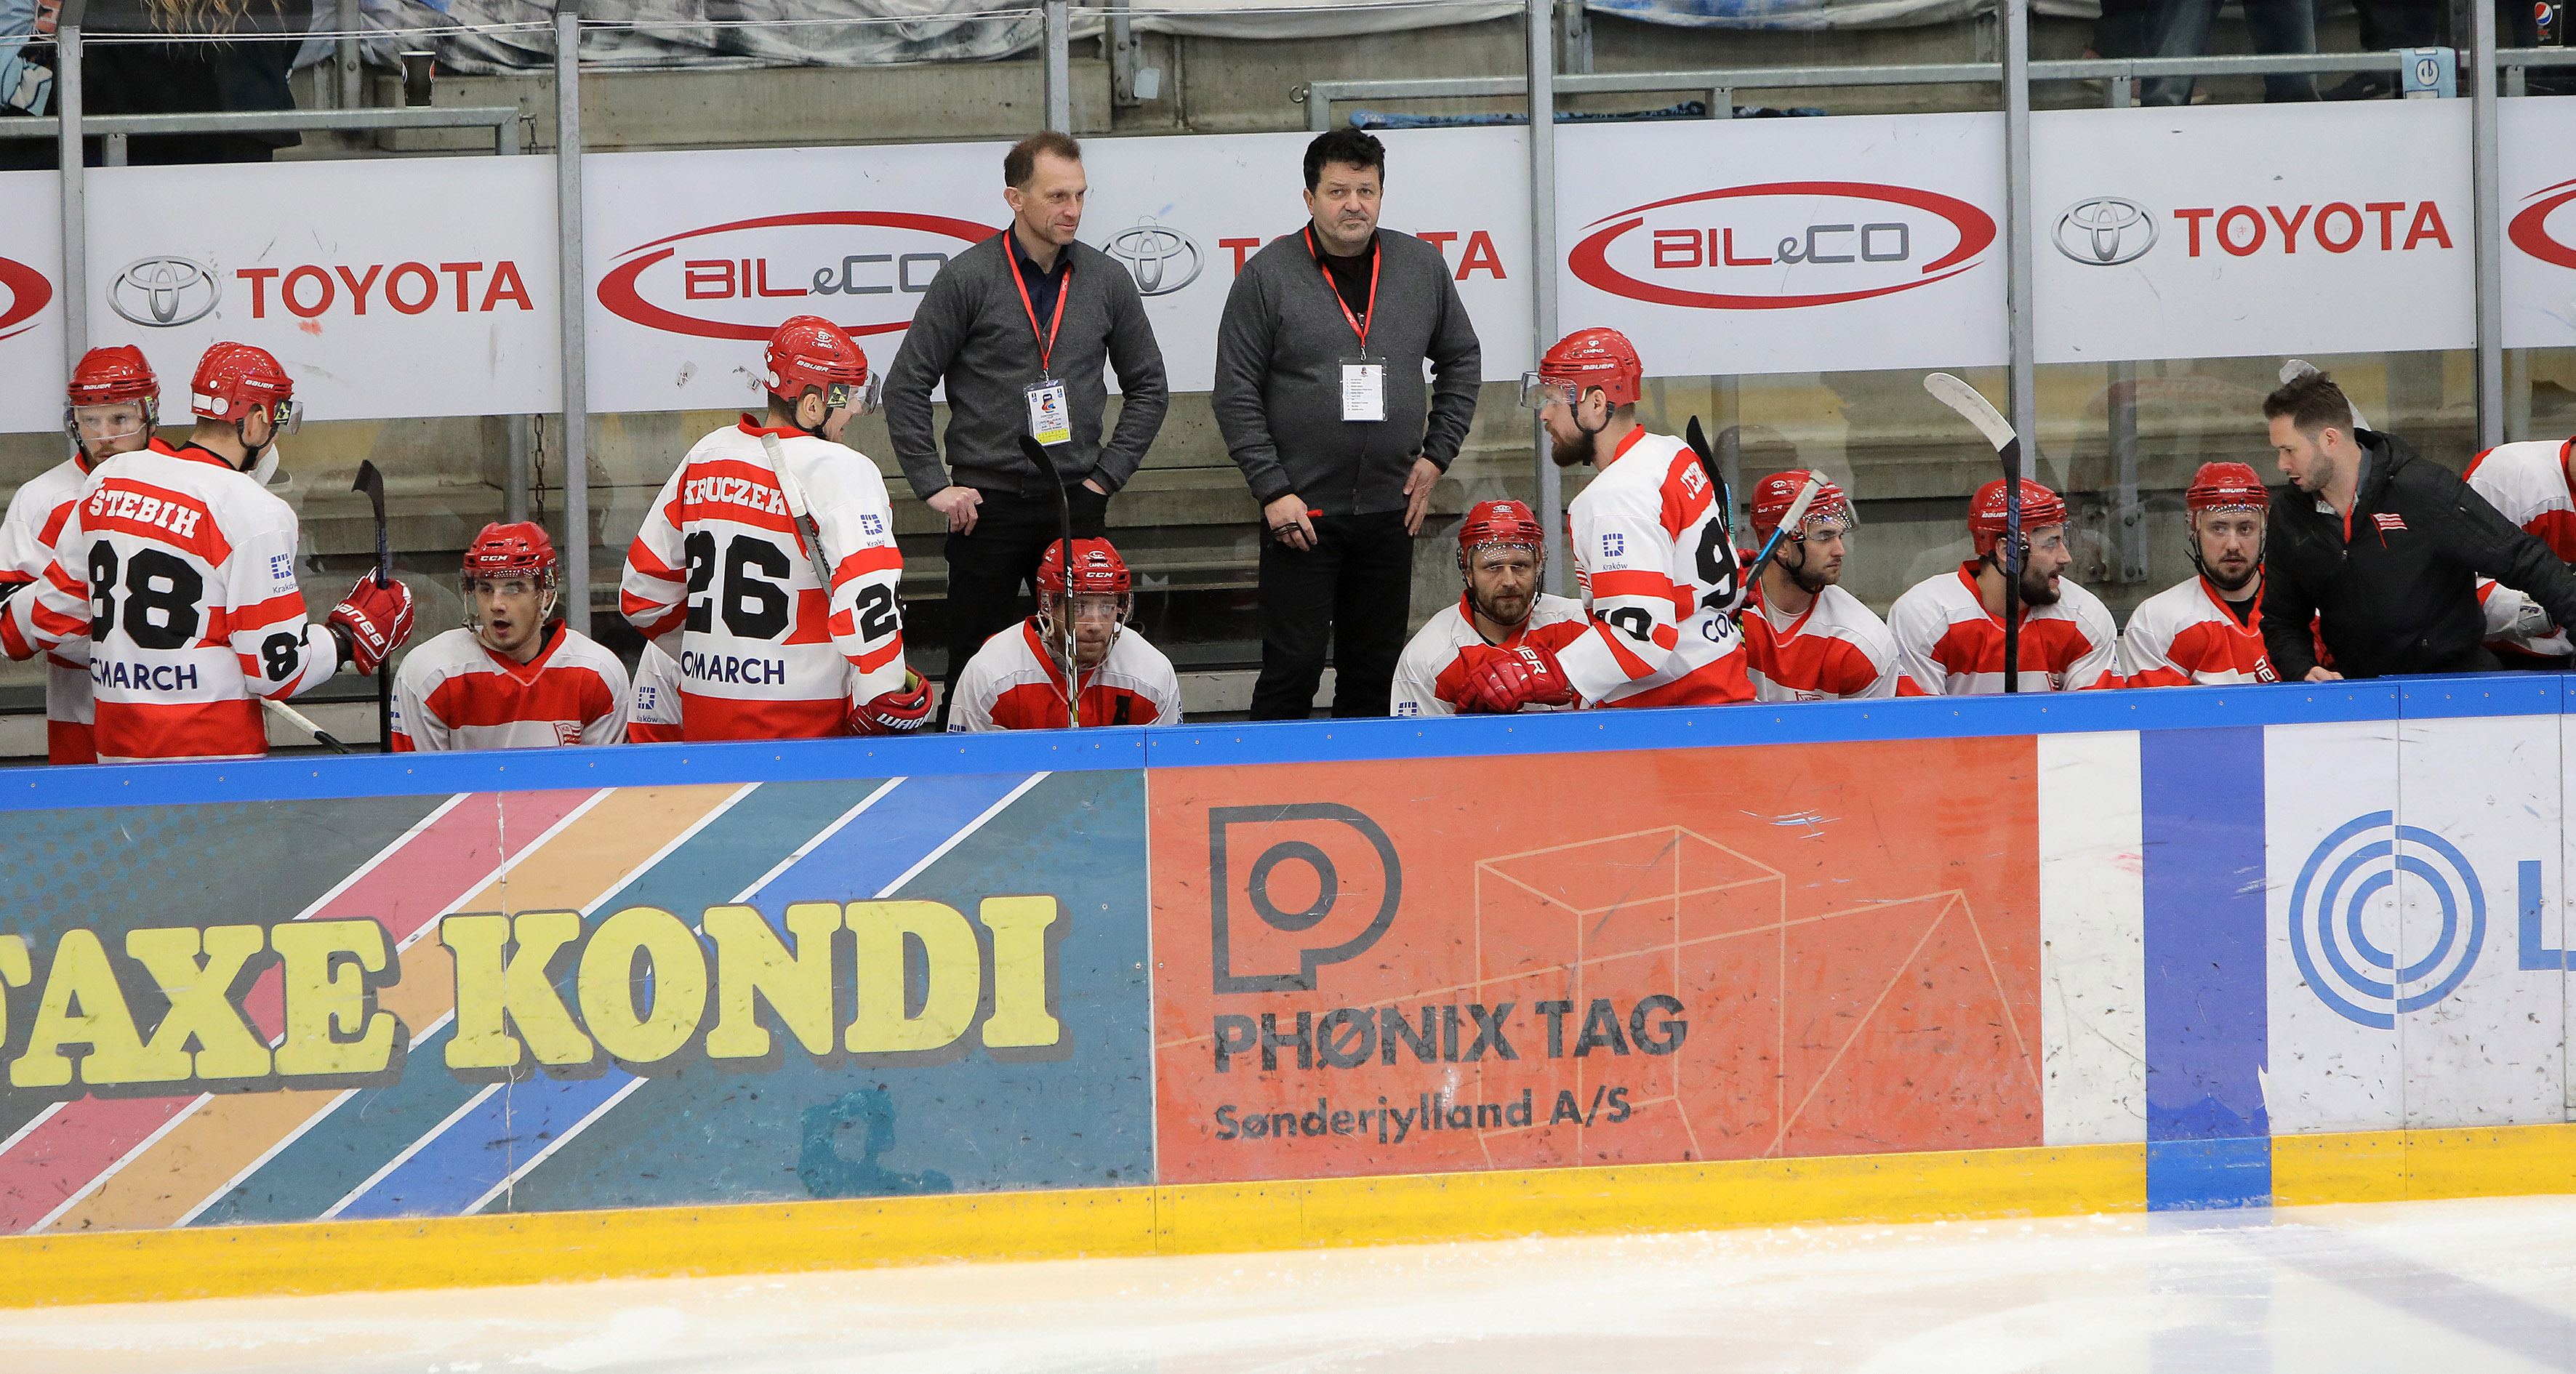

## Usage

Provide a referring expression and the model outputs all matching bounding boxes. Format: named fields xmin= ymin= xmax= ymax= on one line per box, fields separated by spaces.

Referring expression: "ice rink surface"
xmin=7 ymin=1193 xmax=2576 ymax=1374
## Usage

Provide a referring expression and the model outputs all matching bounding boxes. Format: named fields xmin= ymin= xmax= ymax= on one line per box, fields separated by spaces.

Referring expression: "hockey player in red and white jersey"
xmin=2464 ymin=436 xmax=2576 ymax=662
xmin=1887 ymin=478 xmax=2119 ymax=695
xmin=1739 ymin=470 xmax=1896 ymax=702
xmin=949 ymin=537 xmax=1181 ymax=731
xmin=628 ymin=638 xmax=683 ymax=743
xmin=1452 ymin=327 xmax=1753 ymax=714
xmin=1 ymin=342 xmax=415 ymax=763
xmin=0 ymin=346 xmax=185 ymax=763
xmin=620 ymin=316 xmax=931 ymax=740
xmin=392 ymin=522 xmax=628 ymax=751
xmin=2118 ymin=462 xmax=2278 ymax=688
xmin=1391 ymin=498 xmax=1586 ymax=717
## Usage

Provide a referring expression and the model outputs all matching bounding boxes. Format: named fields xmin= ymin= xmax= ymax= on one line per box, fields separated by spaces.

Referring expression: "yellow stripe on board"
xmin=2271 ymin=1121 xmax=2576 ymax=1207
xmin=0 ymin=1141 xmax=2145 ymax=1310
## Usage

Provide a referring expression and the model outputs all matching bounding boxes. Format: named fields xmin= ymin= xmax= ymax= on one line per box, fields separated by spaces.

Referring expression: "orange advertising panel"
xmin=1148 ymin=739 xmax=2043 ymax=1184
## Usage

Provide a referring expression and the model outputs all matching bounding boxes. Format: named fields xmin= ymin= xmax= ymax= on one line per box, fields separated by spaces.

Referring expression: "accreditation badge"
xmin=1025 ymin=378 xmax=1072 ymax=446
xmin=1340 ymin=358 xmax=1385 ymax=423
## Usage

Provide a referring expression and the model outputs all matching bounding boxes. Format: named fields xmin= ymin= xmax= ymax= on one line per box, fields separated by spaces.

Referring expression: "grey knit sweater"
xmin=885 ymin=233 xmax=1168 ymax=499
xmin=1213 ymin=228 xmax=1483 ymax=516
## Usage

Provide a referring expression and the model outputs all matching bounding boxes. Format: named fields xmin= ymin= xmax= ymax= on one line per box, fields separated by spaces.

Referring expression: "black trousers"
xmin=1250 ymin=510 xmax=1413 ymax=720
xmin=939 ymin=484 xmax=1108 ymax=726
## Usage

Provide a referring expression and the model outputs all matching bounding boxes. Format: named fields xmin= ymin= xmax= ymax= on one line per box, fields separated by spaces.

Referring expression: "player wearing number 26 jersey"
xmin=620 ymin=316 xmax=927 ymax=740
xmin=2 ymin=343 xmax=416 ymax=763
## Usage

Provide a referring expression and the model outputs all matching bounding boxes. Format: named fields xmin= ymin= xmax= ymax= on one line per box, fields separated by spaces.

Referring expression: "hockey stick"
xmin=1721 ymin=475 xmax=1823 ymax=616
xmin=351 ymin=461 xmax=396 ymax=747
xmin=1019 ymin=433 xmax=1083 ymax=731
xmin=756 ymin=433 xmax=837 ymax=592
xmin=260 ymin=696 xmax=351 ymax=754
xmin=1923 ymin=373 xmax=2024 ymax=692
xmin=1681 ymin=416 xmax=1744 ymax=595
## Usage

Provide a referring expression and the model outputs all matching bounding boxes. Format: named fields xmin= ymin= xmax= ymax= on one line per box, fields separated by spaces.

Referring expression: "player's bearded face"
xmin=1464 ymin=545 xmax=1538 ymax=626
xmin=73 ymin=403 xmax=150 ymax=459
xmin=2270 ymin=417 xmax=2337 ymax=495
xmin=470 ymin=576 xmax=549 ymax=659
xmin=1543 ymin=394 xmax=1608 ymax=468
xmin=2010 ymin=525 xmax=2072 ymax=606
xmin=1778 ymin=520 xmax=1847 ymax=594
xmin=2196 ymin=510 xmax=2263 ymax=592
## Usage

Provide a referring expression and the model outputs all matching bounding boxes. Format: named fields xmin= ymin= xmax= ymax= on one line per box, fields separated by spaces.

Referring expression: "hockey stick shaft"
xmin=261 ymin=696 xmax=352 ymax=754
xmin=1019 ymin=433 xmax=1082 ymax=730
xmin=1722 ymin=475 xmax=1823 ymax=615
xmin=353 ymin=461 xmax=396 ymax=747
xmin=1924 ymin=374 xmax=2023 ymax=692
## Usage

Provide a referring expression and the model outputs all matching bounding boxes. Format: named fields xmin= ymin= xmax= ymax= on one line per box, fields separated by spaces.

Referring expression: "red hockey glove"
xmin=849 ymin=670 xmax=934 ymax=735
xmin=328 ymin=576 xmax=415 ymax=675
xmin=1454 ymin=642 xmax=1576 ymax=714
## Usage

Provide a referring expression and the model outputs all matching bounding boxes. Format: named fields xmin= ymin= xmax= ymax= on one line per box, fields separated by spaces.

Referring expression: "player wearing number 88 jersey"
xmin=620 ymin=316 xmax=923 ymax=739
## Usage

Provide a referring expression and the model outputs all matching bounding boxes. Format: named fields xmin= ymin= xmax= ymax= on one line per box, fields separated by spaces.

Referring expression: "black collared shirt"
xmin=1311 ymin=229 xmax=1380 ymax=326
xmin=1009 ymin=230 xmax=1072 ymax=342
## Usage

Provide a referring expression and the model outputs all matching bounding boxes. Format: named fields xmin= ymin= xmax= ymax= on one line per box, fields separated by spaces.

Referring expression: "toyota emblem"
xmin=107 ymin=255 xmax=222 ymax=327
xmin=2053 ymin=197 xmax=2157 ymax=267
xmin=1103 ymin=219 xmax=1203 ymax=297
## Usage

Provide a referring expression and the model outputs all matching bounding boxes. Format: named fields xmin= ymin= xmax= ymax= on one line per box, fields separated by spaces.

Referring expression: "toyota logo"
xmin=1103 ymin=219 xmax=1203 ymax=297
xmin=2052 ymin=197 xmax=2157 ymax=267
xmin=107 ymin=255 xmax=221 ymax=327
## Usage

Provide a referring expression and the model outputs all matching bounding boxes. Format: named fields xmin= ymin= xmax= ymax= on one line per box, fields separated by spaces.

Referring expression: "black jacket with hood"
xmin=2262 ymin=428 xmax=2576 ymax=679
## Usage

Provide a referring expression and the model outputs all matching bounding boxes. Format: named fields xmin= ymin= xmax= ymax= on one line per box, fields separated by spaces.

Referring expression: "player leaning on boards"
xmin=2463 ymin=430 xmax=2576 ymax=665
xmin=1452 ymin=328 xmax=1753 ymax=715
xmin=1215 ymin=126 xmax=1483 ymax=720
xmin=1 ymin=342 xmax=416 ymax=763
xmin=2119 ymin=462 xmax=2278 ymax=687
xmin=885 ymin=131 xmax=1168 ymax=728
xmin=1389 ymin=498 xmax=1585 ymax=717
xmin=391 ymin=522 xmax=629 ymax=751
xmin=621 ymin=316 xmax=931 ymax=740
xmin=947 ymin=537 xmax=1181 ymax=731
xmin=1887 ymin=478 xmax=2119 ymax=695
xmin=1738 ymin=470 xmax=1896 ymax=702
xmin=0 ymin=347 xmax=182 ymax=764
xmin=2260 ymin=369 xmax=2576 ymax=680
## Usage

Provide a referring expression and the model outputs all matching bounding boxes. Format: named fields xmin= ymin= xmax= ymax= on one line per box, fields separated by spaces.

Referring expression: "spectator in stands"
xmin=27 ymin=1 xmax=314 ymax=167
xmin=1214 ymin=126 xmax=1482 ymax=720
xmin=2093 ymin=0 xmax=2316 ymax=106
xmin=1 ymin=0 xmax=53 ymax=123
xmin=2259 ymin=369 xmax=2576 ymax=679
xmin=887 ymin=131 xmax=1168 ymax=728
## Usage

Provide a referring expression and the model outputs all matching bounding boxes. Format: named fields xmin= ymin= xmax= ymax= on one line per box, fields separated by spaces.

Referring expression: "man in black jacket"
xmin=2260 ymin=371 xmax=2576 ymax=680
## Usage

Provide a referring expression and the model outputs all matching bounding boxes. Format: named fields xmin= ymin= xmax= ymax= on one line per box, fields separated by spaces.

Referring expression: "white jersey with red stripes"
xmin=1 ymin=443 xmax=342 ymax=762
xmin=1391 ymin=592 xmax=1588 ymax=718
xmin=2117 ymin=574 xmax=2276 ymax=686
xmin=1558 ymin=427 xmax=1753 ymax=709
xmin=2465 ymin=440 xmax=2576 ymax=660
xmin=1743 ymin=582 xmax=1898 ymax=702
xmin=390 ymin=624 xmax=630 ymax=752
xmin=619 ymin=418 xmax=907 ymax=741
xmin=947 ymin=619 xmax=1181 ymax=731
xmin=1887 ymin=562 xmax=2119 ymax=696
xmin=0 ymin=444 xmax=161 ymax=763
xmin=629 ymin=638 xmax=683 ymax=743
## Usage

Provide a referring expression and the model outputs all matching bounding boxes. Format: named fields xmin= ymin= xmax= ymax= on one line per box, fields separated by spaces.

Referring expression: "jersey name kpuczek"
xmin=1 ymin=443 xmax=341 ymax=762
xmin=947 ymin=619 xmax=1182 ymax=731
xmin=1743 ymin=582 xmax=1898 ymax=702
xmin=619 ymin=418 xmax=907 ymax=740
xmin=2119 ymin=575 xmax=2274 ymax=687
xmin=1392 ymin=591 xmax=1587 ymax=717
xmin=390 ymin=624 xmax=630 ymax=752
xmin=1887 ymin=562 xmax=2120 ymax=696
xmin=1559 ymin=427 xmax=1753 ymax=708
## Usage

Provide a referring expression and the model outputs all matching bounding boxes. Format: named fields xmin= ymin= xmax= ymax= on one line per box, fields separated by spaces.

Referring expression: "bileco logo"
xmin=0 ymin=254 xmax=52 ymax=342
xmin=1568 ymin=180 xmax=1994 ymax=310
xmin=598 ymin=210 xmax=1000 ymax=341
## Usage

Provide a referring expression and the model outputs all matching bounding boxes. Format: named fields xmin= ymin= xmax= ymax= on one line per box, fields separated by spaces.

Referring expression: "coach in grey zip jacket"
xmin=1214 ymin=129 xmax=1482 ymax=720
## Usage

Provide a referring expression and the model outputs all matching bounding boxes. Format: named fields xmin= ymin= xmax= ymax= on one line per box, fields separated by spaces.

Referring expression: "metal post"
xmin=1528 ymin=0 xmax=1563 ymax=595
xmin=56 ymin=5 xmax=84 ymax=377
xmin=337 ymin=0 xmax=362 ymax=112
xmin=1044 ymin=0 xmax=1071 ymax=133
xmin=2002 ymin=0 xmax=2037 ymax=479
xmin=554 ymin=4 xmax=590 ymax=633
xmin=2473 ymin=4 xmax=2506 ymax=451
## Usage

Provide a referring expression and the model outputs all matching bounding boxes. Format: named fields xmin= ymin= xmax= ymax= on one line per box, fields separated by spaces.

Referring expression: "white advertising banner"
xmin=0 ymin=171 xmax=67 ymax=435
xmin=582 ymin=126 xmax=1533 ymax=416
xmin=0 ymin=158 xmax=558 ymax=435
xmin=2034 ymin=100 xmax=2473 ymax=366
xmin=2500 ymin=95 xmax=2576 ymax=351
xmin=1552 ymin=112 xmax=2010 ymax=377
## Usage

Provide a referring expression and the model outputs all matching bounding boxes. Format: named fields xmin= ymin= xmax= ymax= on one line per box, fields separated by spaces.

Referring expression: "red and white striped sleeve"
xmin=619 ymin=460 xmax=691 ymax=643
xmin=810 ymin=455 xmax=908 ymax=702
xmin=1557 ymin=476 xmax=1690 ymax=704
xmin=222 ymin=513 xmax=339 ymax=700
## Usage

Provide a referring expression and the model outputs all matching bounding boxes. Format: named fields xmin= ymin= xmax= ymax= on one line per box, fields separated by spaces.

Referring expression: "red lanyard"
xmin=1305 ymin=225 xmax=1379 ymax=353
xmin=1004 ymin=232 xmax=1072 ymax=374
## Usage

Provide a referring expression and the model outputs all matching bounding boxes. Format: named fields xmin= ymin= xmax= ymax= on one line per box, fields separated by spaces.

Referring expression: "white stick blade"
xmin=1924 ymin=373 xmax=2015 ymax=452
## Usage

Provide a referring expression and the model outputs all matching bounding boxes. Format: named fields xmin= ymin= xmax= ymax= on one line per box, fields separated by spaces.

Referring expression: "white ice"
xmin=7 ymin=1193 xmax=2576 ymax=1373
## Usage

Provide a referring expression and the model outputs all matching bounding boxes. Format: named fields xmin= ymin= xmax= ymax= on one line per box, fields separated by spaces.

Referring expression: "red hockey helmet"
xmin=765 ymin=315 xmax=879 ymax=416
xmin=1969 ymin=478 xmax=2069 ymax=558
xmin=1037 ymin=537 xmax=1131 ymax=596
xmin=1749 ymin=470 xmax=1855 ymax=539
xmin=65 ymin=345 xmax=161 ymax=453
xmin=1522 ymin=326 xmax=1643 ymax=411
xmin=2186 ymin=461 xmax=2268 ymax=514
xmin=190 ymin=342 xmax=299 ymax=431
xmin=1458 ymin=499 xmax=1545 ymax=558
xmin=460 ymin=521 xmax=561 ymax=628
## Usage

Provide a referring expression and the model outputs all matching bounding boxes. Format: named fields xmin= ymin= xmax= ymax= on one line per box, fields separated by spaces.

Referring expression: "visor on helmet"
xmin=65 ymin=400 xmax=154 ymax=447
xmin=1518 ymin=371 xmax=1581 ymax=411
xmin=818 ymin=373 xmax=884 ymax=418
xmin=266 ymin=398 xmax=302 ymax=435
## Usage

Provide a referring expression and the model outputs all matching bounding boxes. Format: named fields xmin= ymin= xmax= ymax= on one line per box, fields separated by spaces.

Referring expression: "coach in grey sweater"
xmin=886 ymin=132 xmax=1167 ymax=723
xmin=1214 ymin=128 xmax=1482 ymax=720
